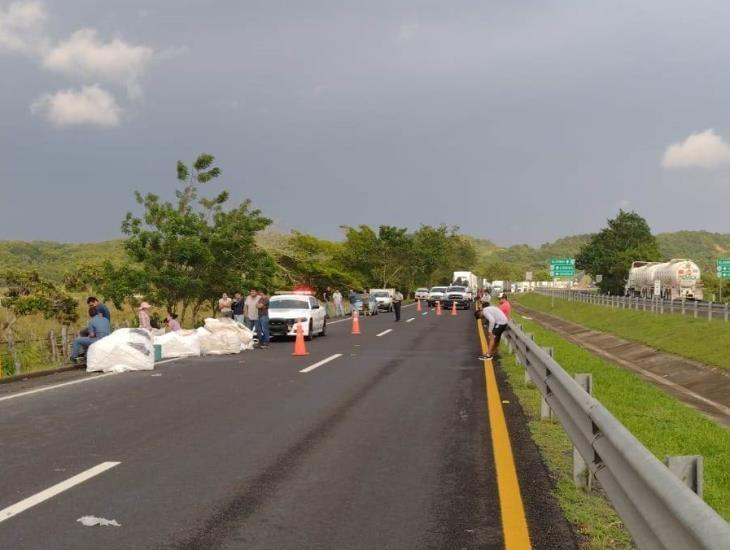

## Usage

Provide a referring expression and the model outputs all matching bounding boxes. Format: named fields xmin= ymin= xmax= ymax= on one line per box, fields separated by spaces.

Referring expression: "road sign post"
xmin=550 ymin=258 xmax=576 ymax=307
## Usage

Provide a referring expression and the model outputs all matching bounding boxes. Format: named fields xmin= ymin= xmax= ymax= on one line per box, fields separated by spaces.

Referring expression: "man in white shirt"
xmin=392 ymin=290 xmax=404 ymax=321
xmin=332 ymin=290 xmax=344 ymax=317
xmin=244 ymin=288 xmax=260 ymax=331
xmin=474 ymin=304 xmax=509 ymax=359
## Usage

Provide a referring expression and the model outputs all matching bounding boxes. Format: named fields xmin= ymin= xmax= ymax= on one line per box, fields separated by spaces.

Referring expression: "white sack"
xmin=87 ymin=328 xmax=154 ymax=373
xmin=198 ymin=318 xmax=255 ymax=355
xmin=153 ymin=330 xmax=201 ymax=359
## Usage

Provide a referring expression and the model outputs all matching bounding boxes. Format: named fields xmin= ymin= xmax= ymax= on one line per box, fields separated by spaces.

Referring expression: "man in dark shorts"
xmin=474 ymin=304 xmax=509 ymax=360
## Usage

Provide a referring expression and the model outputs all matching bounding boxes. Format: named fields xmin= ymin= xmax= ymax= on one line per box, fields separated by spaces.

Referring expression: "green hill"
xmin=1 ymin=230 xmax=729 ymax=283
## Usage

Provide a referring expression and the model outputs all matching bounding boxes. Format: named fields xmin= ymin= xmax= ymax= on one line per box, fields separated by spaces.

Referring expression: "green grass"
xmin=500 ymin=351 xmax=633 ymax=549
xmin=501 ymin=315 xmax=730 ymax=526
xmin=515 ymin=293 xmax=730 ymax=372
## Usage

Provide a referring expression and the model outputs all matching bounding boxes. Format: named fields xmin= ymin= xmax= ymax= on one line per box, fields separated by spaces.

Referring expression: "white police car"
xmin=268 ymin=291 xmax=327 ymax=341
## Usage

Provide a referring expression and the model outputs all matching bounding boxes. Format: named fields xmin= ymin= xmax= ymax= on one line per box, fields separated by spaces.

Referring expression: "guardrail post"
xmin=708 ymin=301 xmax=713 ymax=321
xmin=682 ymin=298 xmax=686 ymax=315
xmin=665 ymin=456 xmax=703 ymax=498
xmin=670 ymin=299 xmax=674 ymax=314
xmin=660 ymin=299 xmax=664 ymax=315
xmin=573 ymin=373 xmax=594 ymax=490
xmin=538 ymin=347 xmax=555 ymax=418
xmin=694 ymin=300 xmax=698 ymax=319
xmin=642 ymin=297 xmax=646 ymax=311
xmin=725 ymin=302 xmax=728 ymax=322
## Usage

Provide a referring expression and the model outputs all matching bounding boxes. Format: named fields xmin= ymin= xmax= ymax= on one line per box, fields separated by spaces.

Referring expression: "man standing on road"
xmin=333 ymin=289 xmax=344 ymax=317
xmin=256 ymin=290 xmax=270 ymax=349
xmin=393 ymin=289 xmax=404 ymax=322
xmin=232 ymin=292 xmax=245 ymax=324
xmin=474 ymin=304 xmax=509 ymax=360
xmin=498 ymin=292 xmax=512 ymax=317
xmin=244 ymin=288 xmax=260 ymax=332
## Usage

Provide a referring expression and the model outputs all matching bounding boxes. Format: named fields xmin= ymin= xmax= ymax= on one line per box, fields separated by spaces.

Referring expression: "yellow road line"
xmin=477 ymin=320 xmax=532 ymax=549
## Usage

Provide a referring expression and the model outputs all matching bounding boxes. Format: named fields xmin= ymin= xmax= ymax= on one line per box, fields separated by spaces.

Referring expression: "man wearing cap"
xmin=498 ymin=292 xmax=512 ymax=317
xmin=474 ymin=303 xmax=509 ymax=360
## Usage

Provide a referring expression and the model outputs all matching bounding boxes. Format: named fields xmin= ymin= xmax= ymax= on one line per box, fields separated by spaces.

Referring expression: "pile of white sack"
xmin=86 ymin=318 xmax=255 ymax=373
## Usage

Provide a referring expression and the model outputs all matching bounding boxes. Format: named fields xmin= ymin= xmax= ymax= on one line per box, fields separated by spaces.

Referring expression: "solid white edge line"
xmin=0 ymin=461 xmax=121 ymax=523
xmin=376 ymin=329 xmax=393 ymax=337
xmin=0 ymin=373 xmax=117 ymax=403
xmin=299 ymin=353 xmax=343 ymax=373
xmin=406 ymin=318 xmax=415 ymax=323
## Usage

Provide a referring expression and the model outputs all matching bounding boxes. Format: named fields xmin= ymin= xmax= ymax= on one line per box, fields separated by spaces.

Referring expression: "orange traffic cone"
xmin=416 ymin=299 xmax=422 ymax=312
xmin=351 ymin=310 xmax=361 ymax=335
xmin=436 ymin=301 xmax=442 ymax=316
xmin=451 ymin=301 xmax=457 ymax=316
xmin=292 ymin=321 xmax=309 ymax=356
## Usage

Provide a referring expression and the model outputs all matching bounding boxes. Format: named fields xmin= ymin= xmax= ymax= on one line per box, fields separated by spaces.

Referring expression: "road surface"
xmin=0 ymin=305 xmax=576 ymax=549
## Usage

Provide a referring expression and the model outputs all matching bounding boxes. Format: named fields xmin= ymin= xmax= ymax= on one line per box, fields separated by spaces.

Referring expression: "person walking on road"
xmin=244 ymin=288 xmax=260 ymax=332
xmin=256 ymin=290 xmax=270 ymax=349
xmin=393 ymin=289 xmax=404 ymax=321
xmin=498 ymin=292 xmax=512 ymax=317
xmin=474 ymin=304 xmax=509 ymax=360
xmin=333 ymin=289 xmax=344 ymax=317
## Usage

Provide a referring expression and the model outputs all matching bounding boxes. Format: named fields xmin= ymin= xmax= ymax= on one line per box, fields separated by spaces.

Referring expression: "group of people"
xmin=218 ymin=289 xmax=270 ymax=348
xmin=474 ymin=292 xmax=512 ymax=360
xmin=326 ymin=288 xmax=404 ymax=321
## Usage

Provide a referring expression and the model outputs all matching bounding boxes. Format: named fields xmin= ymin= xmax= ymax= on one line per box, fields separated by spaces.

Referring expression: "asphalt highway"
xmin=0 ymin=305 xmax=576 ymax=549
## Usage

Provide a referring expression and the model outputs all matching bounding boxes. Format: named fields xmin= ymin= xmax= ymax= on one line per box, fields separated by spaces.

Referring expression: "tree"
xmin=121 ymin=153 xmax=274 ymax=318
xmin=1 ymin=270 xmax=78 ymax=375
xmin=576 ymin=210 xmax=661 ymax=294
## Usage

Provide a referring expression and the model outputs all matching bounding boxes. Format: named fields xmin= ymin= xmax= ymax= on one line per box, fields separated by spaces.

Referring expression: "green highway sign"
xmin=718 ymin=259 xmax=730 ymax=278
xmin=550 ymin=258 xmax=576 ymax=278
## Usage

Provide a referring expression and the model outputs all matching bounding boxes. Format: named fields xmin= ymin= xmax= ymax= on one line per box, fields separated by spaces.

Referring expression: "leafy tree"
xmin=121 ymin=153 xmax=274 ymax=318
xmin=576 ymin=210 xmax=661 ymax=294
xmin=0 ymin=270 xmax=78 ymax=374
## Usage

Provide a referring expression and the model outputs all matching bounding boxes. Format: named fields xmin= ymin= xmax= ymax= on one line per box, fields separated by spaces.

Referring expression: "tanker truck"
xmin=625 ymin=259 xmax=703 ymax=300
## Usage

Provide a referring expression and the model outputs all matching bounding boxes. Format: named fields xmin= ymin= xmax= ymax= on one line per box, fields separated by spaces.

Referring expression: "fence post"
xmin=708 ymin=301 xmax=713 ymax=321
xmin=643 ymin=297 xmax=647 ymax=312
xmin=665 ymin=456 xmax=703 ymax=498
xmin=670 ymin=299 xmax=674 ymax=314
xmin=49 ymin=330 xmax=58 ymax=362
xmin=573 ymin=373 xmax=594 ymax=490
xmin=694 ymin=300 xmax=698 ymax=319
xmin=61 ymin=325 xmax=69 ymax=357
xmin=682 ymin=298 xmax=686 ymax=316
xmin=660 ymin=299 xmax=664 ymax=315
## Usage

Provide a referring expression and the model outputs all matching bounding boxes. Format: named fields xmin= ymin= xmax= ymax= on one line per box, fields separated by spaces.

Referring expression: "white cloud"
xmin=43 ymin=28 xmax=153 ymax=99
xmin=0 ymin=0 xmax=47 ymax=53
xmin=661 ymin=129 xmax=730 ymax=170
xmin=31 ymin=84 xmax=121 ymax=126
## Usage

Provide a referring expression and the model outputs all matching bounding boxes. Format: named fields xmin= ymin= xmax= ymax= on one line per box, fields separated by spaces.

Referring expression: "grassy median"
xmin=500 ymin=315 xmax=730 ymax=537
xmin=514 ymin=293 xmax=730 ymax=372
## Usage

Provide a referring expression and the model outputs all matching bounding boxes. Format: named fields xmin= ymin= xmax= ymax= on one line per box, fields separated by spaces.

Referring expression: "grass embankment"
xmin=500 ymin=315 xmax=730 ymax=542
xmin=515 ymin=293 xmax=730 ymax=372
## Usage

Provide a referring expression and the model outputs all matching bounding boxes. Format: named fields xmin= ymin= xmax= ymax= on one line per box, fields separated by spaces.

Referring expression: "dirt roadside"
xmin=513 ymin=304 xmax=730 ymax=428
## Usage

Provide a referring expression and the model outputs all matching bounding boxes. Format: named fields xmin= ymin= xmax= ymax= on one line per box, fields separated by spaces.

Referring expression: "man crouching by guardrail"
xmin=474 ymin=299 xmax=509 ymax=360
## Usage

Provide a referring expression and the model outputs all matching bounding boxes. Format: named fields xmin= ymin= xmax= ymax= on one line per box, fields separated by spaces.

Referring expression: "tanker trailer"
xmin=625 ymin=259 xmax=702 ymax=300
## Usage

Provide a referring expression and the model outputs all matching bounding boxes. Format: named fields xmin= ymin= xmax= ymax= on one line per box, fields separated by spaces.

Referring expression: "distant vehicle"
xmin=428 ymin=286 xmax=448 ymax=306
xmin=269 ymin=292 xmax=327 ymax=340
xmin=369 ymin=288 xmax=395 ymax=311
xmin=452 ymin=271 xmax=479 ymax=299
xmin=491 ymin=280 xmax=504 ymax=295
xmin=625 ymin=259 xmax=703 ymax=300
xmin=414 ymin=288 xmax=430 ymax=300
xmin=441 ymin=286 xmax=472 ymax=310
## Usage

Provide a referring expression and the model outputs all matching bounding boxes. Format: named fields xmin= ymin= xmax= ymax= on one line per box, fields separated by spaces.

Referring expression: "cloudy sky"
xmin=2 ymin=0 xmax=730 ymax=246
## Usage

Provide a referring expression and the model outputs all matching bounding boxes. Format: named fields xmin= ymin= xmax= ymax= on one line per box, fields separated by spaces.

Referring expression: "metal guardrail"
xmin=536 ymin=288 xmax=730 ymax=322
xmin=503 ymin=321 xmax=730 ymax=549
